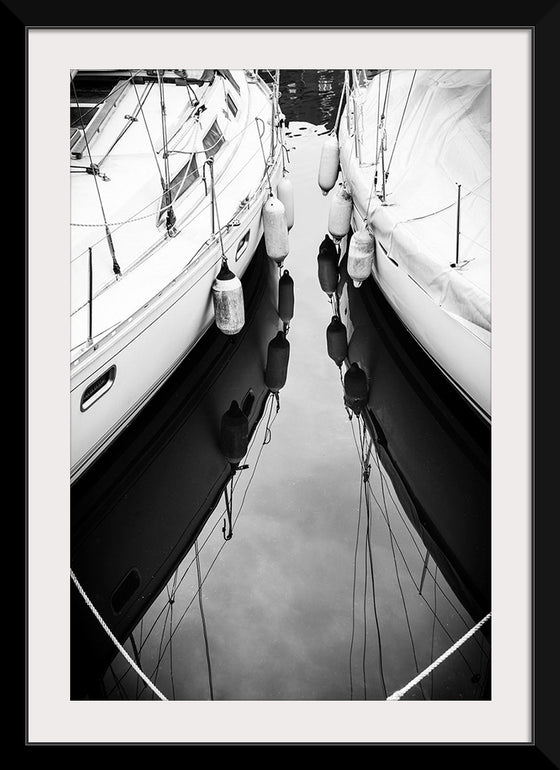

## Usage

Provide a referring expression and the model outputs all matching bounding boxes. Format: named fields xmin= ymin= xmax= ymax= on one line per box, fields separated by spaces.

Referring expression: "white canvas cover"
xmin=341 ymin=70 xmax=491 ymax=338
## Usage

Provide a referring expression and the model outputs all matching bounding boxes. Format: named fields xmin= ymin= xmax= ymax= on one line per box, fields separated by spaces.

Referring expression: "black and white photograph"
xmin=26 ymin=26 xmax=537 ymax=747
xmin=69 ymin=66 xmax=491 ymax=703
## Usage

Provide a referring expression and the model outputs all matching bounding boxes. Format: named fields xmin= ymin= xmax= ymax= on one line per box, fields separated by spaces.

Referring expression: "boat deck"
xmin=71 ymin=72 xmax=274 ymax=357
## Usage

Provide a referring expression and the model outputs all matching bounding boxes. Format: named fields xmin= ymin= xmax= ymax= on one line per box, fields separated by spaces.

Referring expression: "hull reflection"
xmin=337 ymin=252 xmax=491 ymax=632
xmin=71 ymin=241 xmax=286 ymax=698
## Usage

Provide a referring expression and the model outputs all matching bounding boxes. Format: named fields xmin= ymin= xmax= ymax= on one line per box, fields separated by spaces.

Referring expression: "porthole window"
xmin=80 ymin=365 xmax=116 ymax=411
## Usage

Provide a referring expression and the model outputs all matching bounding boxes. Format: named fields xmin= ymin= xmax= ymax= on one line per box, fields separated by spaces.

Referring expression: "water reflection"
xmin=279 ymin=70 xmax=345 ymax=130
xmin=319 ymin=239 xmax=491 ymax=699
xmin=70 ymin=91 xmax=491 ymax=703
xmin=71 ymin=241 xmax=291 ymax=698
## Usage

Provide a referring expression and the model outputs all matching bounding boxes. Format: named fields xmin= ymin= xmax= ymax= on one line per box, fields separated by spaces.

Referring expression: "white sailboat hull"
xmin=70 ymin=191 xmax=274 ymax=482
xmin=70 ymin=69 xmax=286 ymax=481
xmin=337 ymin=69 xmax=491 ymax=423
xmin=361 ymin=225 xmax=490 ymax=421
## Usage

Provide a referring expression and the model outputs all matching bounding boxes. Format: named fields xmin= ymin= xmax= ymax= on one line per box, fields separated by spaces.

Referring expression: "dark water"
xmin=70 ymin=71 xmax=490 ymax=702
xmin=278 ymin=70 xmax=346 ymax=131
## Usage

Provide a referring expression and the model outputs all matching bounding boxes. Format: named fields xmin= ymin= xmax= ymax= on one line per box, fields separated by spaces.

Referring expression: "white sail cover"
xmin=341 ymin=70 xmax=491 ymax=337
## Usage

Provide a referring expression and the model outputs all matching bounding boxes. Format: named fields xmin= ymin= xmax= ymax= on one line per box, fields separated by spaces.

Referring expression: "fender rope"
xmin=386 ymin=612 xmax=491 ymax=700
xmin=70 ymin=569 xmax=169 ymax=701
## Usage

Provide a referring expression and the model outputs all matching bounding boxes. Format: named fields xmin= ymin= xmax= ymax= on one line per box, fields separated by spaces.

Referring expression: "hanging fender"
xmin=277 ymin=175 xmax=295 ymax=231
xmin=328 ymin=182 xmax=353 ymax=242
xmin=347 ymin=226 xmax=375 ymax=288
xmin=212 ymin=262 xmax=245 ymax=335
xmin=278 ymin=269 xmax=295 ymax=325
xmin=219 ymin=399 xmax=249 ymax=467
xmin=265 ymin=331 xmax=290 ymax=392
xmin=318 ymin=133 xmax=340 ymax=195
xmin=317 ymin=234 xmax=339 ymax=297
xmin=326 ymin=315 xmax=348 ymax=367
xmin=263 ymin=195 xmax=289 ymax=265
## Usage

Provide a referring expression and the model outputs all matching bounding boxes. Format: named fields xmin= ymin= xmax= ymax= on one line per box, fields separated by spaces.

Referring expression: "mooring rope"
xmin=70 ymin=569 xmax=168 ymax=701
xmin=386 ymin=612 xmax=491 ymax=700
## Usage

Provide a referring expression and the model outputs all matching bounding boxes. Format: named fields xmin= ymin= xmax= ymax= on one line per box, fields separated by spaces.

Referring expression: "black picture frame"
xmin=19 ymin=15 xmax=557 ymax=760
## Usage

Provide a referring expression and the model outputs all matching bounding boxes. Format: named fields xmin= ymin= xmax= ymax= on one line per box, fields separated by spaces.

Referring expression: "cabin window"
xmin=157 ymin=153 xmax=199 ymax=226
xmin=70 ymin=75 xmax=126 ymax=158
xmin=226 ymin=93 xmax=238 ymax=117
xmin=203 ymin=119 xmax=225 ymax=159
xmin=111 ymin=568 xmax=141 ymax=614
xmin=70 ymin=106 xmax=92 ymax=129
xmin=80 ymin=365 xmax=116 ymax=411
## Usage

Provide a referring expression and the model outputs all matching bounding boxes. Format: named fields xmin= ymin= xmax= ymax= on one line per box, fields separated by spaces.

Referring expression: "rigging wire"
xmin=70 ymin=98 xmax=272 ymax=243
xmin=157 ymin=70 xmax=172 ymax=194
xmin=109 ymin=663 xmax=129 ymax=700
xmin=367 ymin=468 xmax=488 ymax=657
xmin=70 ymin=70 xmax=144 ymax=122
xmin=98 ymin=81 xmax=154 ymax=168
xmin=371 ymin=424 xmax=426 ymax=699
xmin=381 ymin=70 xmax=393 ymax=130
xmin=255 ymin=117 xmax=273 ymax=194
xmin=476 ymin=618 xmax=485 ymax=695
xmin=360 ymin=420 xmax=388 ymax=699
xmin=105 ymin=394 xmax=276 ymax=699
xmin=136 ymin=617 xmax=144 ymax=699
xmin=362 ymin=495 xmax=368 ymax=701
xmin=366 ymin=70 xmax=392 ymax=218
xmin=386 ymin=70 xmax=417 ymax=177
xmin=140 ymin=395 xmax=273 ymax=649
xmin=347 ymin=412 xmax=488 ymax=657
xmin=150 ymin=601 xmax=172 ymax=700
xmin=430 ymin=564 xmax=438 ymax=699
xmin=348 ymin=468 xmax=363 ymax=700
xmin=195 ymin=539 xmax=215 ymax=700
xmin=167 ymin=569 xmax=178 ymax=700
xmin=375 ymin=74 xmax=381 ymax=176
xmin=71 ymin=77 xmax=121 ymax=276
xmin=478 ymin=639 xmax=491 ymax=698
xmin=70 ymin=141 xmax=277 ymax=348
xmin=157 ymin=69 xmax=177 ymax=235
xmin=347 ymin=413 xmax=478 ymax=677
xmin=134 ymin=396 xmax=278 ymax=699
xmin=131 ymin=75 xmax=165 ymax=190
xmin=360 ymin=418 xmax=370 ymax=699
